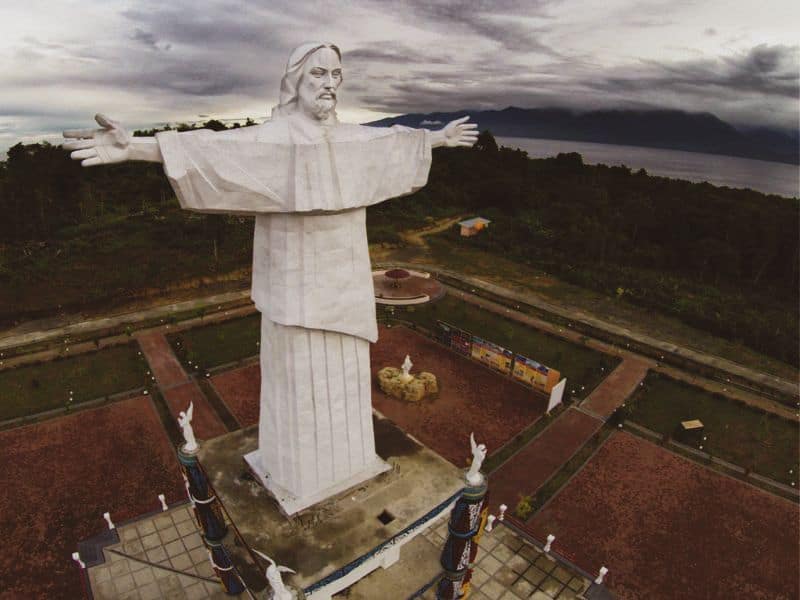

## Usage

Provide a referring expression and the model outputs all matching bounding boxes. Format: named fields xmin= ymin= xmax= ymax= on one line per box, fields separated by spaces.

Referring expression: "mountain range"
xmin=366 ymin=107 xmax=799 ymax=165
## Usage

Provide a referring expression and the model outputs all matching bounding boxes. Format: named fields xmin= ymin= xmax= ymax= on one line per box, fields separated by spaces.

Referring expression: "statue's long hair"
xmin=271 ymin=42 xmax=342 ymax=121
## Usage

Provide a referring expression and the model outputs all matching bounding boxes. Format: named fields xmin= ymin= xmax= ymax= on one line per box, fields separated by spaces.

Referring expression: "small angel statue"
xmin=465 ymin=432 xmax=487 ymax=486
xmin=254 ymin=549 xmax=296 ymax=600
xmin=400 ymin=354 xmax=413 ymax=382
xmin=177 ymin=401 xmax=198 ymax=453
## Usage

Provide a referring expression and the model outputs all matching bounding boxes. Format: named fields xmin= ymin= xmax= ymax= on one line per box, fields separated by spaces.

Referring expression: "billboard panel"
xmin=437 ymin=321 xmax=472 ymax=357
xmin=512 ymin=355 xmax=561 ymax=394
xmin=471 ymin=336 xmax=514 ymax=375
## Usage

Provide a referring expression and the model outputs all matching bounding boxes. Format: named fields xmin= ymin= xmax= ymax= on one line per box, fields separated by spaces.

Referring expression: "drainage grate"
xmin=377 ymin=510 xmax=395 ymax=525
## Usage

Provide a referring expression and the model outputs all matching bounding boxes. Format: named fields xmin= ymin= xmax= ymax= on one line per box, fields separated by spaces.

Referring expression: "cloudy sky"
xmin=2 ymin=0 xmax=798 ymax=153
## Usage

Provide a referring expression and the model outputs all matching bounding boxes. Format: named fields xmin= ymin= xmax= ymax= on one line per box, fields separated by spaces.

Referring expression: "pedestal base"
xmin=197 ymin=415 xmax=464 ymax=599
xmin=244 ymin=450 xmax=391 ymax=516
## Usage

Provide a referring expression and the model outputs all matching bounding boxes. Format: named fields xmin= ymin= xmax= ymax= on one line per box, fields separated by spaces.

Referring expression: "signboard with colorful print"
xmin=437 ymin=321 xmax=472 ymax=357
xmin=471 ymin=336 xmax=514 ymax=375
xmin=512 ymin=355 xmax=561 ymax=394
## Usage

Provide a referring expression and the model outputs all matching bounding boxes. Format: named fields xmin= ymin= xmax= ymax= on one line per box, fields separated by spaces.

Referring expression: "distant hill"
xmin=366 ymin=107 xmax=799 ymax=165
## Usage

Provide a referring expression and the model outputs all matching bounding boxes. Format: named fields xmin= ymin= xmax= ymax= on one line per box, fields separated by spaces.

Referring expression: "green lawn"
xmin=385 ymin=295 xmax=619 ymax=399
xmin=168 ymin=313 xmax=261 ymax=371
xmin=0 ymin=343 xmax=148 ymax=421
xmin=628 ymin=373 xmax=799 ymax=484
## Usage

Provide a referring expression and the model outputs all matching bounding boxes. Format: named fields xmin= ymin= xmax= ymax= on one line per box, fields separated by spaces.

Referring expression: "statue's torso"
xmin=251 ymin=207 xmax=377 ymax=342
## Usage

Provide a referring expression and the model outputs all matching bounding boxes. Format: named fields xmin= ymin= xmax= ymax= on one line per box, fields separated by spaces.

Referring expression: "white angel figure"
xmin=177 ymin=401 xmax=198 ymax=453
xmin=254 ymin=549 xmax=296 ymax=600
xmin=465 ymin=432 xmax=487 ymax=485
xmin=400 ymin=354 xmax=413 ymax=382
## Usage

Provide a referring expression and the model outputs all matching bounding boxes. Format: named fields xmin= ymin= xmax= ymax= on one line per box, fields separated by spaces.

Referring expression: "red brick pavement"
xmin=488 ymin=407 xmax=602 ymax=512
xmin=0 ymin=396 xmax=184 ymax=599
xmin=136 ymin=331 xmax=226 ymax=439
xmin=581 ymin=358 xmax=649 ymax=418
xmin=210 ymin=364 xmax=260 ymax=428
xmin=163 ymin=381 xmax=227 ymax=439
xmin=136 ymin=331 xmax=190 ymax=389
xmin=526 ymin=432 xmax=800 ymax=600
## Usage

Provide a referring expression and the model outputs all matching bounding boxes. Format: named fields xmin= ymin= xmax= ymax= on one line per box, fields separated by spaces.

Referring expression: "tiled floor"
xmin=419 ymin=520 xmax=591 ymax=600
xmin=88 ymin=505 xmax=229 ymax=600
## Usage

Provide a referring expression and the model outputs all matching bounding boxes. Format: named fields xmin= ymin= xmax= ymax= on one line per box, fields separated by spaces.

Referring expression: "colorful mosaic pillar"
xmin=178 ymin=444 xmax=246 ymax=594
xmin=178 ymin=445 xmax=228 ymax=541
xmin=206 ymin=537 xmax=247 ymax=595
xmin=436 ymin=476 xmax=490 ymax=599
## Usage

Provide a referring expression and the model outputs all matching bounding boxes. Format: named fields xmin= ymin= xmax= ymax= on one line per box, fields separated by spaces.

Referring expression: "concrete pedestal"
xmin=244 ymin=450 xmax=391 ymax=516
xmin=197 ymin=415 xmax=464 ymax=599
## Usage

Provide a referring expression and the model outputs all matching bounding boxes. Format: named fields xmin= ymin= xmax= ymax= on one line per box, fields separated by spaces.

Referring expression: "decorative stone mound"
xmin=377 ymin=367 xmax=438 ymax=402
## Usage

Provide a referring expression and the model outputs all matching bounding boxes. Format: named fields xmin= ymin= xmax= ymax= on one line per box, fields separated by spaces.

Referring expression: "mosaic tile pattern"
xmin=88 ymin=505 xmax=229 ymax=600
xmin=419 ymin=519 xmax=591 ymax=600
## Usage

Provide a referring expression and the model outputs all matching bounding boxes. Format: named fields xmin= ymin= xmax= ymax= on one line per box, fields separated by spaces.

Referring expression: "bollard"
xmin=498 ymin=504 xmax=507 ymax=521
xmin=595 ymin=566 xmax=608 ymax=585
xmin=72 ymin=552 xmax=85 ymax=569
xmin=158 ymin=493 xmax=169 ymax=512
xmin=103 ymin=512 xmax=115 ymax=530
xmin=544 ymin=534 xmax=555 ymax=553
xmin=485 ymin=515 xmax=496 ymax=532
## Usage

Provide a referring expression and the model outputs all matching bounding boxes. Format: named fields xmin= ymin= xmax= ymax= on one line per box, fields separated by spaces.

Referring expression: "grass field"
xmin=0 ymin=343 xmax=148 ymax=421
xmin=167 ymin=313 xmax=260 ymax=370
xmin=386 ymin=295 xmax=619 ymax=399
xmin=627 ymin=372 xmax=799 ymax=483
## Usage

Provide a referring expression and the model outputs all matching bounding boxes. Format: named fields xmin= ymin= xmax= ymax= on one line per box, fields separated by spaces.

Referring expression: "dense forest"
xmin=0 ymin=127 xmax=797 ymax=365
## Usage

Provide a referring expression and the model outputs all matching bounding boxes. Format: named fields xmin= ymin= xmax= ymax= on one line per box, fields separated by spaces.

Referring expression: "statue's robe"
xmin=155 ymin=115 xmax=432 ymax=504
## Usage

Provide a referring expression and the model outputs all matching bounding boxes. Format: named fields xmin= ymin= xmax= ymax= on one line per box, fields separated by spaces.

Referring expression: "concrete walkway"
xmin=581 ymin=359 xmax=650 ymax=419
xmin=383 ymin=263 xmax=797 ymax=401
xmin=135 ymin=332 xmax=227 ymax=440
xmin=444 ymin=284 xmax=798 ymax=420
xmin=0 ymin=290 xmax=252 ymax=354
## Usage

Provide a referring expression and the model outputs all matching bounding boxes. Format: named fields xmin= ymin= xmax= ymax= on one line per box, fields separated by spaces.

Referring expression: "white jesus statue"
xmin=63 ymin=42 xmax=477 ymax=513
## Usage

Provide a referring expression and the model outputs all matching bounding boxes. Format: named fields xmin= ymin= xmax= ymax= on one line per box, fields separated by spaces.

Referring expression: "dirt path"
xmin=397 ymin=215 xmax=466 ymax=247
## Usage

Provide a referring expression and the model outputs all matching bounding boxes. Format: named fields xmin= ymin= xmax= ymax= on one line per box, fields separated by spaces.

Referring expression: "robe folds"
xmin=156 ymin=114 xmax=433 ymax=502
xmin=156 ymin=115 xmax=432 ymax=343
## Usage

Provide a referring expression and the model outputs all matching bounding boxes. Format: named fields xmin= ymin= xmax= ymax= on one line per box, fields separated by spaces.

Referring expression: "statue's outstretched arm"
xmin=63 ymin=114 xmax=163 ymax=167
xmin=429 ymin=116 xmax=479 ymax=149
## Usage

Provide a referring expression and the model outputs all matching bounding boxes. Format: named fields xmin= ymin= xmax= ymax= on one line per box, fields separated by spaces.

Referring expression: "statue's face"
xmin=297 ymin=47 xmax=342 ymax=121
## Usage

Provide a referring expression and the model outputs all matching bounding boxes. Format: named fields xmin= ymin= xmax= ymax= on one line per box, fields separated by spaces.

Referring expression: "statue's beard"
xmin=310 ymin=97 xmax=336 ymax=120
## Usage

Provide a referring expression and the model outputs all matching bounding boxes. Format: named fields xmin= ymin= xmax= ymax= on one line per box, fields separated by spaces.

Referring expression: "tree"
xmin=474 ymin=130 xmax=499 ymax=153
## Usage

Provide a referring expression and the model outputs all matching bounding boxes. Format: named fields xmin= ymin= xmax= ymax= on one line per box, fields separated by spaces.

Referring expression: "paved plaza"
xmin=88 ymin=505 xmax=226 ymax=600
xmin=415 ymin=519 xmax=594 ymax=600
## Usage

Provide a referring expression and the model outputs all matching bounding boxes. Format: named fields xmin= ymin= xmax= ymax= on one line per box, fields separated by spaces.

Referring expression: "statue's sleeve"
xmin=156 ymin=124 xmax=432 ymax=215
xmin=156 ymin=128 xmax=295 ymax=216
xmin=325 ymin=125 xmax=432 ymax=211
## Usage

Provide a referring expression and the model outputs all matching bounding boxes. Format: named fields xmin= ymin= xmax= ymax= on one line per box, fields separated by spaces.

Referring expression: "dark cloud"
xmin=132 ymin=28 xmax=159 ymax=50
xmin=369 ymin=0 xmax=561 ymax=55
xmin=597 ymin=44 xmax=800 ymax=99
xmin=353 ymin=43 xmax=798 ymax=130
xmin=345 ymin=44 xmax=450 ymax=65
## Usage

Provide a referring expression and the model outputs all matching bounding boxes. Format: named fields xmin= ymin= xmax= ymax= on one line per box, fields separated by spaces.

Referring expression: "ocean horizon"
xmin=497 ymin=136 xmax=799 ymax=199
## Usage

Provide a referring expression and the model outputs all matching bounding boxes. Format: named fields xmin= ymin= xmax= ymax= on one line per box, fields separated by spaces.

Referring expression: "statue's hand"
xmin=63 ymin=114 xmax=132 ymax=167
xmin=442 ymin=116 xmax=479 ymax=148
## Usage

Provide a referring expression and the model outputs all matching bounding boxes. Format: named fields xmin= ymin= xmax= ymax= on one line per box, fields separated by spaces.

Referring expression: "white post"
xmin=485 ymin=515 xmax=496 ymax=532
xmin=595 ymin=566 xmax=608 ymax=585
xmin=544 ymin=534 xmax=555 ymax=553
xmin=158 ymin=493 xmax=168 ymax=511
xmin=498 ymin=504 xmax=507 ymax=521
xmin=72 ymin=552 xmax=85 ymax=569
xmin=103 ymin=512 xmax=115 ymax=530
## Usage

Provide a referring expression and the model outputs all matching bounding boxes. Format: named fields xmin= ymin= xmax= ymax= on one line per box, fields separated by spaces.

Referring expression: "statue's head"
xmin=273 ymin=42 xmax=342 ymax=122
